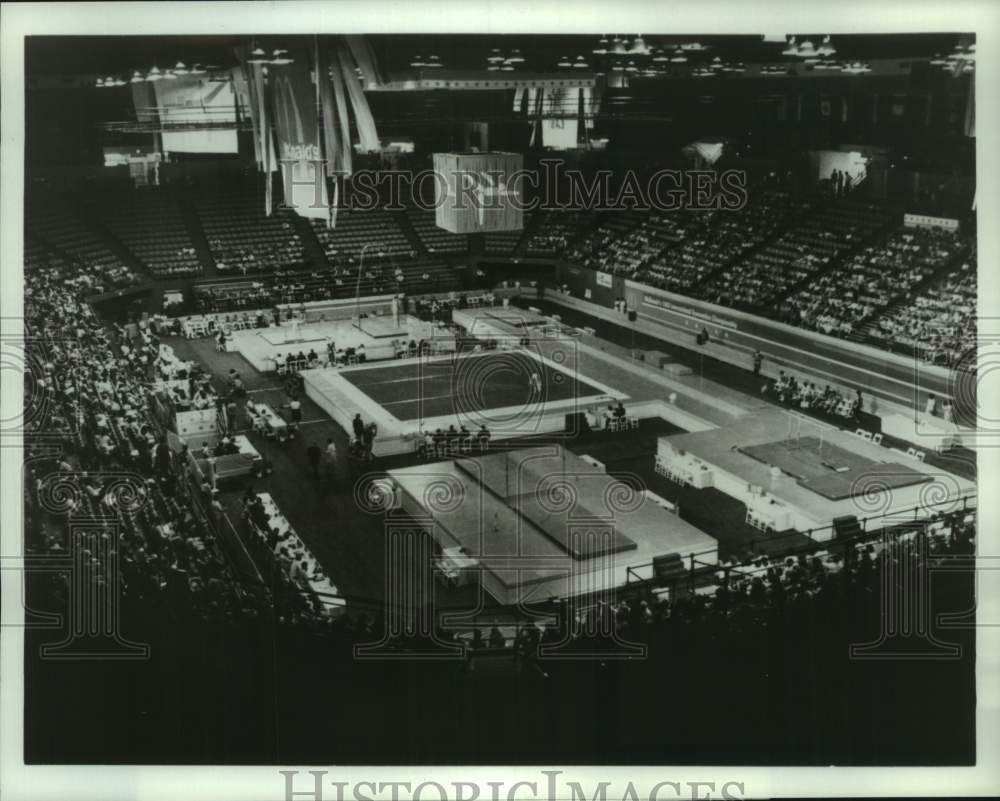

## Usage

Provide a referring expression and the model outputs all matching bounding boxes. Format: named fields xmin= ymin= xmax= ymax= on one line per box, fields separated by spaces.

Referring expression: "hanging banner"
xmin=317 ymin=46 xmax=352 ymax=178
xmin=433 ymin=152 xmax=524 ymax=234
xmin=336 ymin=43 xmax=380 ymax=152
xmin=541 ymin=87 xmax=580 ymax=149
xmin=270 ymin=55 xmax=329 ymax=219
xmin=345 ymin=35 xmax=383 ymax=89
xmin=235 ymin=48 xmax=278 ymax=175
xmin=330 ymin=50 xmax=354 ymax=175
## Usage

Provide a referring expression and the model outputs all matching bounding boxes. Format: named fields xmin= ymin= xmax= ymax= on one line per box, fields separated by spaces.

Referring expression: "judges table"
xmin=254 ymin=403 xmax=288 ymax=436
xmin=189 ymin=435 xmax=262 ymax=485
xmin=657 ymin=451 xmax=715 ymax=489
xmin=255 ymin=493 xmax=345 ymax=616
xmin=745 ymin=492 xmax=792 ymax=532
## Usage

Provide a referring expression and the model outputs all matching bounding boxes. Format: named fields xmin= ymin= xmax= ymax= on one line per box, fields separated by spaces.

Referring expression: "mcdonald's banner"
xmin=270 ymin=55 xmax=329 ymax=220
xmin=432 ymin=152 xmax=524 ymax=234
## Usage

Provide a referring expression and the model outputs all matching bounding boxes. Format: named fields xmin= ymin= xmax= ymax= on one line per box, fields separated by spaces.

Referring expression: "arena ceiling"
xmin=26 ymin=33 xmax=969 ymax=78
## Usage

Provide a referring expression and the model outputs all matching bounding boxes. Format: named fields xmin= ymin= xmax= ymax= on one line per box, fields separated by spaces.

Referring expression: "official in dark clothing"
xmin=307 ymin=442 xmax=322 ymax=480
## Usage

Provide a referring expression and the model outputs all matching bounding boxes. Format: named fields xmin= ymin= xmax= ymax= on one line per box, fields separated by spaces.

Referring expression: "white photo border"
xmin=2 ymin=1 xmax=999 ymax=799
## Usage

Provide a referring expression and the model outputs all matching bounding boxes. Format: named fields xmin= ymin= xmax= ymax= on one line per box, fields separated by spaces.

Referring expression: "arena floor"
xmin=740 ymin=436 xmax=930 ymax=500
xmin=340 ymin=349 xmax=613 ymax=423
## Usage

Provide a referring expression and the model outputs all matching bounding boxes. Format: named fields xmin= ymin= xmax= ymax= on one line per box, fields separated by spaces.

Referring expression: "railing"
xmin=624 ymin=492 xmax=976 ymax=594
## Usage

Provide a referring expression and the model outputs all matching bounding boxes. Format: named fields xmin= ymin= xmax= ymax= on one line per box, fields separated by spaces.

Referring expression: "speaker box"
xmin=628 ymin=310 xmax=638 ymax=322
xmin=856 ymin=410 xmax=881 ymax=433
xmin=833 ymin=515 xmax=861 ymax=540
xmin=652 ymin=553 xmax=686 ymax=584
xmin=565 ymin=411 xmax=588 ymax=433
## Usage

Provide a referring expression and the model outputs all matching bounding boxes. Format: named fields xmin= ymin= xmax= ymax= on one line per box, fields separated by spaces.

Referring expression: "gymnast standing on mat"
xmin=529 ymin=372 xmax=542 ymax=395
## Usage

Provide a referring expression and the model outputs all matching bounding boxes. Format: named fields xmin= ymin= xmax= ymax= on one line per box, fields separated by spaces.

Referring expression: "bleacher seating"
xmin=192 ymin=261 xmax=459 ymax=314
xmin=484 ymin=213 xmax=532 ymax=255
xmin=27 ymin=199 xmax=140 ymax=290
xmin=868 ymin=255 xmax=977 ymax=365
xmin=548 ymin=189 xmax=797 ymax=295
xmin=194 ymin=191 xmax=307 ymax=273
xmin=700 ymin=198 xmax=889 ymax=309
xmin=23 ymin=262 xmax=251 ymax=621
xmin=525 ymin=209 xmax=587 ymax=256
xmin=406 ymin=208 xmax=469 ymax=254
xmin=643 ymin=190 xmax=797 ymax=292
xmin=90 ymin=189 xmax=203 ymax=277
xmin=309 ymin=209 xmax=414 ymax=267
xmin=563 ymin=210 xmax=648 ymax=272
xmin=779 ymin=225 xmax=970 ymax=338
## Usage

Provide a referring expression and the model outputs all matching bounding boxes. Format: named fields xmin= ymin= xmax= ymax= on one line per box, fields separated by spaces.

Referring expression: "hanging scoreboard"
xmin=433 ymin=152 xmax=524 ymax=234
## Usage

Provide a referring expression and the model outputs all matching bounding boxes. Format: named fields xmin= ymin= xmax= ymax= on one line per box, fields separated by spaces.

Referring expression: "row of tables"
xmin=656 ymin=442 xmax=790 ymax=531
xmin=745 ymin=491 xmax=792 ymax=532
xmin=247 ymin=402 xmax=288 ymax=436
xmin=253 ymin=493 xmax=345 ymax=616
xmin=656 ymin=449 xmax=715 ymax=489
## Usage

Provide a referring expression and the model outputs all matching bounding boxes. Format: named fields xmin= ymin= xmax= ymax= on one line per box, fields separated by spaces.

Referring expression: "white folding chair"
xmin=915 ymin=450 xmax=926 ymax=462
xmin=872 ymin=433 xmax=884 ymax=446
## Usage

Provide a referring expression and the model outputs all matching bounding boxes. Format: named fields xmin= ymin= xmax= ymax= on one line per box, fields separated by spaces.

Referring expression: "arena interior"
xmin=20 ymin=32 xmax=979 ymax=765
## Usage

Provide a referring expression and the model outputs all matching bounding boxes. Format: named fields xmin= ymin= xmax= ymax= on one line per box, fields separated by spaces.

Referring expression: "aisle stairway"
xmin=767 ymin=212 xmax=897 ymax=308
xmin=849 ymin=248 xmax=975 ymax=345
xmin=174 ymin=192 xmax=219 ymax=277
xmin=512 ymin=210 xmax=544 ymax=258
xmin=392 ymin=208 xmax=428 ymax=257
xmin=70 ymin=201 xmax=154 ymax=281
xmin=287 ymin=212 xmax=332 ymax=270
